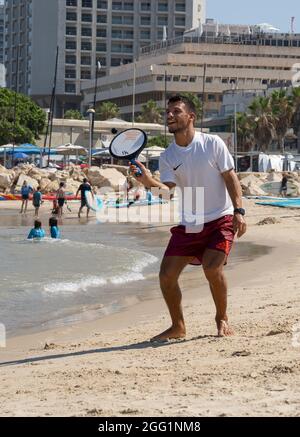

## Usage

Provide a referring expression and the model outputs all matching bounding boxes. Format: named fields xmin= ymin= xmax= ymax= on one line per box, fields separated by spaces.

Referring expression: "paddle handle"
xmin=130 ymin=159 xmax=142 ymax=176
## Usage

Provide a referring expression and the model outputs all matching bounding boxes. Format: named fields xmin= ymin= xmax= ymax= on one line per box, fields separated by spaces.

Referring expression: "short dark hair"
xmin=49 ymin=217 xmax=58 ymax=227
xmin=83 ymin=178 xmax=87 ymax=183
xmin=59 ymin=182 xmax=64 ymax=187
xmin=167 ymin=94 xmax=196 ymax=114
xmin=34 ymin=220 xmax=42 ymax=229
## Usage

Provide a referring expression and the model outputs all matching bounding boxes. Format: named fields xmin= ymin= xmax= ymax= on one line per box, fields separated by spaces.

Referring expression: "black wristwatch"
xmin=234 ymin=208 xmax=245 ymax=216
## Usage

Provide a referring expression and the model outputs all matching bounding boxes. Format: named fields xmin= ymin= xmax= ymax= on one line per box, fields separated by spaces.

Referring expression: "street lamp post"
xmin=87 ymin=108 xmax=95 ymax=167
xmin=92 ymin=61 xmax=101 ymax=146
xmin=132 ymin=59 xmax=136 ymax=126
xmin=234 ymin=102 xmax=238 ymax=169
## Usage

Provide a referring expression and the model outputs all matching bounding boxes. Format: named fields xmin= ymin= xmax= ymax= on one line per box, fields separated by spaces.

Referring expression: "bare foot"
xmin=150 ymin=325 xmax=186 ymax=343
xmin=217 ymin=319 xmax=234 ymax=337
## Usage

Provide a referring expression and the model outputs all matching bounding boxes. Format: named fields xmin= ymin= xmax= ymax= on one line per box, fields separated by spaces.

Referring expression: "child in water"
xmin=27 ymin=220 xmax=46 ymax=240
xmin=49 ymin=216 xmax=61 ymax=239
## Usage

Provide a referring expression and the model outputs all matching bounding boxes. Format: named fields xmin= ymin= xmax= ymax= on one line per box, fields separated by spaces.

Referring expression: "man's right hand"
xmin=129 ymin=161 xmax=153 ymax=187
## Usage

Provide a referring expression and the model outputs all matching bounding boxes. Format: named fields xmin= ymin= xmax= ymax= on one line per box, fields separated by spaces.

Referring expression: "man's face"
xmin=167 ymin=101 xmax=194 ymax=133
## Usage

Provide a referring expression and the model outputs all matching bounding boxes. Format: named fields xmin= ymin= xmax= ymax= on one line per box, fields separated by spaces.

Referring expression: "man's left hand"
xmin=233 ymin=214 xmax=247 ymax=238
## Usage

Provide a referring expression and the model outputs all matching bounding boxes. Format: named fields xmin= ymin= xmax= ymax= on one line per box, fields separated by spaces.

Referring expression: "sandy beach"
xmin=0 ymin=198 xmax=300 ymax=417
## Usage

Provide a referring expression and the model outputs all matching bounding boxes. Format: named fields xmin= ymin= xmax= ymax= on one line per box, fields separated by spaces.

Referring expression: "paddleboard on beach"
xmin=85 ymin=191 xmax=104 ymax=211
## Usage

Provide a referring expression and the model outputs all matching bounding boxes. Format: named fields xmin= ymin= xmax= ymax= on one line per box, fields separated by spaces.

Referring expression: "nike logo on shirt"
xmin=173 ymin=163 xmax=183 ymax=171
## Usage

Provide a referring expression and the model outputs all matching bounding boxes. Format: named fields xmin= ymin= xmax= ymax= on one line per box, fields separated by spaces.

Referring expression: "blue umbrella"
xmin=13 ymin=152 xmax=29 ymax=160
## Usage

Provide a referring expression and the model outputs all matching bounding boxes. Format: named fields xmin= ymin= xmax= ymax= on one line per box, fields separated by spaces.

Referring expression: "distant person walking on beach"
xmin=130 ymin=94 xmax=247 ymax=342
xmin=32 ymin=186 xmax=42 ymax=217
xmin=56 ymin=182 xmax=66 ymax=217
xmin=27 ymin=220 xmax=45 ymax=240
xmin=76 ymin=178 xmax=93 ymax=218
xmin=279 ymin=174 xmax=288 ymax=197
xmin=20 ymin=181 xmax=33 ymax=213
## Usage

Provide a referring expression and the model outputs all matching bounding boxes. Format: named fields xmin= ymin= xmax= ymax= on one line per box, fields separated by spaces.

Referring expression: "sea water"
xmin=0 ymin=221 xmax=271 ymax=337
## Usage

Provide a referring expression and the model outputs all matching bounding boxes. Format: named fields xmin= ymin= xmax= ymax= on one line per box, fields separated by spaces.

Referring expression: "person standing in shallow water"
xmin=130 ymin=94 xmax=247 ymax=342
xmin=20 ymin=181 xmax=33 ymax=214
xmin=76 ymin=178 xmax=93 ymax=218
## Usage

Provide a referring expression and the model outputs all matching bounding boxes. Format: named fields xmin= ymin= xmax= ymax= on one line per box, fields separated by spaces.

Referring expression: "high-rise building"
xmin=4 ymin=0 xmax=206 ymax=114
xmin=0 ymin=3 xmax=4 ymax=65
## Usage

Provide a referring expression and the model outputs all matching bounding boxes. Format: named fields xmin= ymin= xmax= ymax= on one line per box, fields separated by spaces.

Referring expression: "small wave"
xmin=44 ymin=276 xmax=107 ymax=293
xmin=110 ymin=272 xmax=144 ymax=284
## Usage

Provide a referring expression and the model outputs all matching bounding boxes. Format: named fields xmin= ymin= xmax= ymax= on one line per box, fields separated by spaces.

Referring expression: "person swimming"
xmin=49 ymin=217 xmax=61 ymax=239
xmin=27 ymin=220 xmax=46 ymax=240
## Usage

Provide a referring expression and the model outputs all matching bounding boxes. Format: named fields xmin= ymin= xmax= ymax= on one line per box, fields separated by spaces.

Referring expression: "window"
xmin=158 ymin=3 xmax=168 ymax=11
xmin=81 ymin=70 xmax=91 ymax=79
xmin=112 ymin=2 xmax=122 ymax=10
xmin=96 ymin=42 xmax=106 ymax=51
xmin=66 ymin=40 xmax=77 ymax=50
xmin=175 ymin=16 xmax=185 ymax=26
xmin=66 ymin=26 xmax=77 ymax=35
xmin=65 ymin=69 xmax=76 ymax=79
xmin=65 ymin=83 xmax=76 ymax=93
xmin=66 ymin=54 xmax=76 ymax=64
xmin=81 ymin=41 xmax=91 ymax=51
xmin=111 ymin=43 xmax=122 ymax=52
xmin=112 ymin=15 xmax=122 ymax=24
xmin=175 ymin=3 xmax=185 ymax=12
xmin=82 ymin=0 xmax=92 ymax=7
xmin=141 ymin=2 xmax=151 ymax=11
xmin=97 ymin=15 xmax=107 ymax=23
xmin=111 ymin=58 xmax=121 ymax=66
xmin=124 ymin=2 xmax=133 ymax=10
xmin=96 ymin=28 xmax=106 ymax=37
xmin=66 ymin=12 xmax=77 ymax=21
xmin=158 ymin=16 xmax=168 ymax=26
xmin=140 ymin=30 xmax=150 ymax=39
xmin=123 ymin=30 xmax=134 ymax=39
xmin=123 ymin=15 xmax=133 ymax=24
xmin=112 ymin=29 xmax=122 ymax=38
xmin=81 ymin=27 xmax=92 ymax=36
xmin=66 ymin=0 xmax=77 ymax=6
xmin=81 ymin=55 xmax=91 ymax=65
xmin=141 ymin=16 xmax=151 ymax=25
xmin=123 ymin=44 xmax=133 ymax=53
xmin=82 ymin=13 xmax=92 ymax=22
xmin=97 ymin=0 xmax=107 ymax=8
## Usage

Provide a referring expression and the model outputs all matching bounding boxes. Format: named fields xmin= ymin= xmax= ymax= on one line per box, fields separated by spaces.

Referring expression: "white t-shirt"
xmin=159 ymin=132 xmax=234 ymax=227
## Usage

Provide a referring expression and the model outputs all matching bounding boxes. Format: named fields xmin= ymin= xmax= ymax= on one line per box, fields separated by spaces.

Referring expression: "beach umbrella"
xmin=12 ymin=152 xmax=29 ymax=160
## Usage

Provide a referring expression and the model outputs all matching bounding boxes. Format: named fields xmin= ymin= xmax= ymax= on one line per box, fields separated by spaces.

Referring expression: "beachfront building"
xmin=4 ymin=0 xmax=206 ymax=114
xmin=82 ymin=23 xmax=300 ymax=119
xmin=0 ymin=3 xmax=4 ymax=65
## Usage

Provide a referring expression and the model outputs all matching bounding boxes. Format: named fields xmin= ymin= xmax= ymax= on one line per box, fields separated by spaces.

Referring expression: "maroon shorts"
xmin=164 ymin=215 xmax=234 ymax=265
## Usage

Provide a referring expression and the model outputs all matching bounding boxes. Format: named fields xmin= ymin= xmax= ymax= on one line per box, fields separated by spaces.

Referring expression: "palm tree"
xmin=291 ymin=87 xmax=300 ymax=152
xmin=248 ymin=96 xmax=275 ymax=151
xmin=270 ymin=89 xmax=293 ymax=153
xmin=64 ymin=109 xmax=84 ymax=120
xmin=95 ymin=101 xmax=120 ymax=120
xmin=236 ymin=112 xmax=255 ymax=152
xmin=136 ymin=100 xmax=163 ymax=124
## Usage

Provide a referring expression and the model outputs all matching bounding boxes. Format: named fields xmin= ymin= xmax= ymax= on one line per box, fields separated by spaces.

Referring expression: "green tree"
xmin=291 ymin=86 xmax=300 ymax=151
xmin=147 ymin=134 xmax=169 ymax=148
xmin=248 ymin=96 xmax=275 ymax=151
xmin=95 ymin=101 xmax=120 ymax=120
xmin=270 ymin=89 xmax=293 ymax=153
xmin=64 ymin=109 xmax=84 ymax=120
xmin=0 ymin=88 xmax=46 ymax=145
xmin=136 ymin=100 xmax=163 ymax=124
xmin=235 ymin=112 xmax=255 ymax=152
xmin=180 ymin=92 xmax=202 ymax=122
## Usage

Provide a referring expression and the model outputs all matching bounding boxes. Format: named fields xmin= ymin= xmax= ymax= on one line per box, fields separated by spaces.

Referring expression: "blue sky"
xmin=207 ymin=0 xmax=299 ymax=33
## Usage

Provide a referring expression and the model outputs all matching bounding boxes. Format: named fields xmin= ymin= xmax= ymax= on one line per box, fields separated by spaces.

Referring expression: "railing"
xmin=140 ymin=33 xmax=300 ymax=57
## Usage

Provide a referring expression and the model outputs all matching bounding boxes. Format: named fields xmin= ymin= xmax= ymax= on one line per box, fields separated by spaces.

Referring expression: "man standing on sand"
xmin=130 ymin=94 xmax=246 ymax=342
